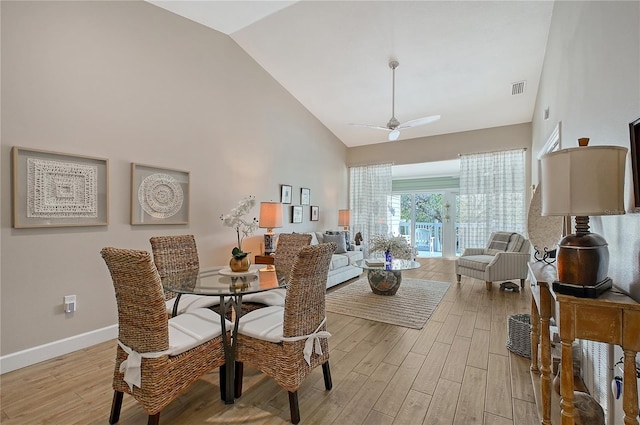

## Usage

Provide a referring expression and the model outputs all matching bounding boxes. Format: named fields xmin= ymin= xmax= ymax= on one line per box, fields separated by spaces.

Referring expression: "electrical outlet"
xmin=64 ymin=295 xmax=76 ymax=313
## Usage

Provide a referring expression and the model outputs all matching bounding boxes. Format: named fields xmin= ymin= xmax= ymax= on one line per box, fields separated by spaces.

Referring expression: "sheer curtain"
xmin=349 ymin=163 xmax=393 ymax=246
xmin=458 ymin=149 xmax=526 ymax=250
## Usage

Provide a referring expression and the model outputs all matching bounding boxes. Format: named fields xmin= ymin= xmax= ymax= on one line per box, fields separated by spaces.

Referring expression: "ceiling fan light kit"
xmin=350 ymin=60 xmax=440 ymax=141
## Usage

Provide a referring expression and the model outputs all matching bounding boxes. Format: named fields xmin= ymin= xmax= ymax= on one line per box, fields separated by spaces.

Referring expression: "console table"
xmin=528 ymin=262 xmax=640 ymax=425
xmin=529 ymin=262 xmax=558 ymax=425
xmin=557 ymin=292 xmax=639 ymax=425
xmin=254 ymin=254 xmax=274 ymax=265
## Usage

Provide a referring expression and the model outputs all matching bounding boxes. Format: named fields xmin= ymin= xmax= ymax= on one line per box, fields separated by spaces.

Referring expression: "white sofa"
xmin=306 ymin=231 xmax=363 ymax=288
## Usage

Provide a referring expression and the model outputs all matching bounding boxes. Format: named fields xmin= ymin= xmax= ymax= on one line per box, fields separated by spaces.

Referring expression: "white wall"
xmin=530 ymin=2 xmax=640 ymax=423
xmin=1 ymin=1 xmax=348 ymax=363
xmin=530 ymin=0 xmax=640 ymax=303
xmin=347 ymin=123 xmax=532 ymax=168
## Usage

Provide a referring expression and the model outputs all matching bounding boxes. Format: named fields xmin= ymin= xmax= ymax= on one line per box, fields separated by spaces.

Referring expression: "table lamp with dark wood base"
xmin=541 ymin=139 xmax=627 ymax=298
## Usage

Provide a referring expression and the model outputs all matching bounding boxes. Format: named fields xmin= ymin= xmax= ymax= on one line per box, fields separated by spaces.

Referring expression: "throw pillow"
xmin=323 ymin=233 xmax=347 ymax=254
xmin=483 ymin=231 xmax=514 ymax=255
xmin=506 ymin=234 xmax=525 ymax=252
xmin=325 ymin=230 xmax=351 ymax=251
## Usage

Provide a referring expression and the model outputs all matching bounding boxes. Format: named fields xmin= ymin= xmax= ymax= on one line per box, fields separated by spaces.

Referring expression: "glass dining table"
xmin=161 ymin=265 xmax=286 ymax=404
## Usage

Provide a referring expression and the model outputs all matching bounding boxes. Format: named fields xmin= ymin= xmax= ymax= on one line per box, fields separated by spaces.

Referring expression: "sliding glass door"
xmin=391 ymin=191 xmax=460 ymax=258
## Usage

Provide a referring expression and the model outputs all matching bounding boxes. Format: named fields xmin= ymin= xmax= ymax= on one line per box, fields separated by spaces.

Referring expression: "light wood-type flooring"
xmin=0 ymin=258 xmax=539 ymax=424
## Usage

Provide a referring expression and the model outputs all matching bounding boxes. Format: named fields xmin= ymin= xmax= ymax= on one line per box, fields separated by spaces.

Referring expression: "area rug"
xmin=325 ymin=278 xmax=450 ymax=329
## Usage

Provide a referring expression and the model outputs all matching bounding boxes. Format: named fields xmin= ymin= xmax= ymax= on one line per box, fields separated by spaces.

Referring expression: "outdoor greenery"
xmin=400 ymin=193 xmax=444 ymax=223
xmin=400 ymin=193 xmax=461 ymax=223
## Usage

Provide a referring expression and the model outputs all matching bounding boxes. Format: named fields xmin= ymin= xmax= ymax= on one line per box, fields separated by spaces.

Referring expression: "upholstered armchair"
xmin=455 ymin=232 xmax=531 ymax=290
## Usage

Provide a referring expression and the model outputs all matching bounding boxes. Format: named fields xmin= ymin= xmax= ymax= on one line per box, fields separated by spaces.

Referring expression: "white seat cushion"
xmin=165 ymin=294 xmax=220 ymax=315
xmin=236 ymin=306 xmax=284 ymax=343
xmin=457 ymin=255 xmax=494 ymax=271
xmin=167 ymin=308 xmax=231 ymax=356
xmin=329 ymin=254 xmax=349 ymax=270
xmin=342 ymin=250 xmax=364 ymax=265
xmin=241 ymin=288 xmax=286 ymax=307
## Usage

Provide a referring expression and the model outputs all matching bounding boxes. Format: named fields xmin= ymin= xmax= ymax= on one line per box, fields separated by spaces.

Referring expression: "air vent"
xmin=511 ymin=80 xmax=526 ymax=95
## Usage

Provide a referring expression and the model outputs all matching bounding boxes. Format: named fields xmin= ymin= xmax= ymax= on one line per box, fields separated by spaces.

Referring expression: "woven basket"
xmin=506 ymin=313 xmax=531 ymax=358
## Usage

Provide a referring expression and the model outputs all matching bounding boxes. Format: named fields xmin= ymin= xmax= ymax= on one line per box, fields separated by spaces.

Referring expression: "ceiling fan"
xmin=350 ymin=60 xmax=440 ymax=141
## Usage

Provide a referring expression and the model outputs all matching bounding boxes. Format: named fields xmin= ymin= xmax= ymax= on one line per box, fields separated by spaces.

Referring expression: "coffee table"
xmin=356 ymin=259 xmax=421 ymax=295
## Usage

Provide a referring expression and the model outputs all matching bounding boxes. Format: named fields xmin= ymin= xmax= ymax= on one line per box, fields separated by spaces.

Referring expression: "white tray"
xmin=218 ymin=265 xmax=260 ymax=277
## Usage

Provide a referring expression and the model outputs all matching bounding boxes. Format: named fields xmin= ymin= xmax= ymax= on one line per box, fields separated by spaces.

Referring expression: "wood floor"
xmin=0 ymin=258 xmax=539 ymax=425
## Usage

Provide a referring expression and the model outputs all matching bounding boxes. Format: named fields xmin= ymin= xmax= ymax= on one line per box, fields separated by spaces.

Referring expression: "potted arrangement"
xmin=220 ymin=196 xmax=258 ymax=272
xmin=368 ymin=234 xmax=413 ymax=262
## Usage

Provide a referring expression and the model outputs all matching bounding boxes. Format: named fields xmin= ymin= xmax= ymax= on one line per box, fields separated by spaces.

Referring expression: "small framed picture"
xmin=292 ymin=205 xmax=303 ymax=223
xmin=131 ymin=163 xmax=190 ymax=225
xmin=310 ymin=206 xmax=319 ymax=221
xmin=630 ymin=117 xmax=640 ymax=209
xmin=281 ymin=184 xmax=292 ymax=204
xmin=300 ymin=187 xmax=310 ymax=205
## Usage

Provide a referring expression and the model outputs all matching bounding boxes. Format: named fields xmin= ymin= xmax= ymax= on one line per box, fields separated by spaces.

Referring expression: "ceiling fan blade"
xmin=397 ymin=114 xmax=441 ymax=129
xmin=388 ymin=130 xmax=401 ymax=141
xmin=348 ymin=123 xmax=392 ymax=132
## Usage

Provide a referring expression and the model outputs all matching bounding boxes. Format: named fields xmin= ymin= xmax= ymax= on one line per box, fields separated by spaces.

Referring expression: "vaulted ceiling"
xmin=148 ymin=1 xmax=554 ymax=148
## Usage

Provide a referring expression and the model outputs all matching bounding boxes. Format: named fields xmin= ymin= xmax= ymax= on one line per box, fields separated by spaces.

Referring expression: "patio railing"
xmin=398 ymin=221 xmax=461 ymax=255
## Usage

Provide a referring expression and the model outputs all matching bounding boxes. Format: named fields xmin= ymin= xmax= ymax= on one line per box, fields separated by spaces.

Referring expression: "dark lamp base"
xmin=555 ymin=228 xmax=611 ymax=298
xmin=552 ymin=277 xmax=612 ymax=298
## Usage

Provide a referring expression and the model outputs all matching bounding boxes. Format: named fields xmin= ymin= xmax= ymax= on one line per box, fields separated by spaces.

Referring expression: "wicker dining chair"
xmin=150 ymin=235 xmax=220 ymax=315
xmin=242 ymin=233 xmax=312 ymax=307
xmin=234 ymin=242 xmax=336 ymax=424
xmin=101 ymin=247 xmax=230 ymax=425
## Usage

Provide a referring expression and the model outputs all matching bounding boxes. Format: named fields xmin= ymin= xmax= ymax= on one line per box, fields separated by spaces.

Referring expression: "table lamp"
xmin=338 ymin=209 xmax=351 ymax=231
xmin=540 ymin=140 xmax=627 ymax=297
xmin=259 ymin=202 xmax=282 ymax=255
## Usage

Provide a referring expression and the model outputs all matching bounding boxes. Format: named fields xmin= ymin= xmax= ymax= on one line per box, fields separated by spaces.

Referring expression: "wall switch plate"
xmin=64 ymin=295 xmax=76 ymax=313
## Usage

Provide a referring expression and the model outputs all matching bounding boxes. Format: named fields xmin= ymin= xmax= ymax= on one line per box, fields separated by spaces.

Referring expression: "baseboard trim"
xmin=0 ymin=325 xmax=118 ymax=374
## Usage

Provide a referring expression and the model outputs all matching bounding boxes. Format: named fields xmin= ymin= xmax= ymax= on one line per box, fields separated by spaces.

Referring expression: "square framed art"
xmin=11 ymin=146 xmax=109 ymax=228
xmin=131 ymin=163 xmax=190 ymax=225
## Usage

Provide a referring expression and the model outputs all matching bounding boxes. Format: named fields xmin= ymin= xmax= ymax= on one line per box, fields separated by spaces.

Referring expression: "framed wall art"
xmin=11 ymin=146 xmax=109 ymax=228
xmin=281 ymin=184 xmax=292 ymax=204
xmin=311 ymin=205 xmax=319 ymax=221
xmin=630 ymin=117 xmax=640 ymax=210
xmin=131 ymin=163 xmax=189 ymax=225
xmin=292 ymin=205 xmax=303 ymax=223
xmin=300 ymin=187 xmax=310 ymax=205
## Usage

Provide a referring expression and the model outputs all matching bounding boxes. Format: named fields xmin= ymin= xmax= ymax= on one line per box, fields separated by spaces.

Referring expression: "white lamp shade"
xmin=338 ymin=209 xmax=351 ymax=227
xmin=259 ymin=202 xmax=283 ymax=229
xmin=541 ymin=146 xmax=627 ymax=216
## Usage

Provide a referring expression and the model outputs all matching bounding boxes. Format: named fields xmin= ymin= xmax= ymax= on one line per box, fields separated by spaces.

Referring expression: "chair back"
xmin=101 ymin=247 xmax=169 ymax=353
xmin=283 ymin=242 xmax=336 ymax=339
xmin=415 ymin=228 xmax=431 ymax=249
xmin=274 ymin=233 xmax=312 ymax=283
xmin=486 ymin=231 xmax=529 ymax=254
xmin=149 ymin=235 xmax=200 ymax=278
